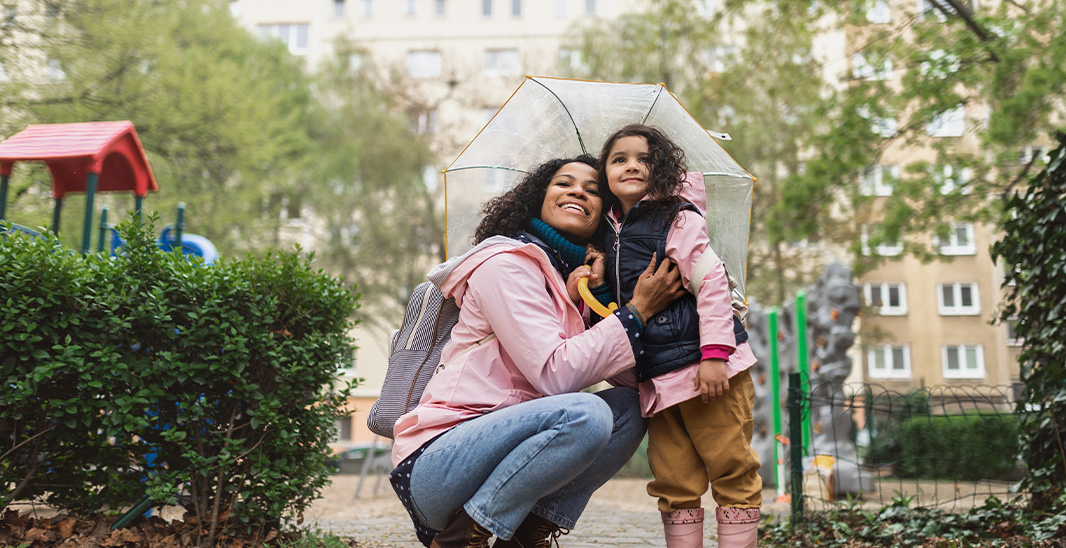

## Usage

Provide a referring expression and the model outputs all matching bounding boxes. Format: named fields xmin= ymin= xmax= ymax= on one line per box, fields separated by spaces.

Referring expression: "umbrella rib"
xmin=445 ymin=165 xmax=531 ymax=174
xmin=531 ymin=77 xmax=588 ymax=156
xmin=642 ymin=85 xmax=666 ymax=125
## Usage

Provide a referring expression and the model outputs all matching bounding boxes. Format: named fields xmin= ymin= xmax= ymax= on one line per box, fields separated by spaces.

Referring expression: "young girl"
xmin=598 ymin=124 xmax=762 ymax=548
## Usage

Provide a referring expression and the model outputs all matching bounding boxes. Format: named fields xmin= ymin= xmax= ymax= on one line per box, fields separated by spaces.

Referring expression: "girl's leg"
xmin=408 ymin=392 xmax=614 ymax=540
xmin=530 ymin=386 xmax=648 ymax=528
xmin=647 ymin=404 xmax=710 ymax=548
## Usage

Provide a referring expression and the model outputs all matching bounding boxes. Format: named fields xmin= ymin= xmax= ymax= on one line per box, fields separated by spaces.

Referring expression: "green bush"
xmin=897 ymin=413 xmax=1021 ymax=480
xmin=1 ymin=217 xmax=358 ymax=540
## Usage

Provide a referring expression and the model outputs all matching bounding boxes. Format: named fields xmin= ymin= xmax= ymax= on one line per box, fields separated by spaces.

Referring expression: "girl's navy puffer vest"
xmin=606 ymin=201 xmax=749 ymax=382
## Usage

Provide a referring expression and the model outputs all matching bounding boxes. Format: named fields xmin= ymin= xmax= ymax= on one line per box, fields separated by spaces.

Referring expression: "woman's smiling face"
xmin=539 ymin=161 xmax=603 ymax=243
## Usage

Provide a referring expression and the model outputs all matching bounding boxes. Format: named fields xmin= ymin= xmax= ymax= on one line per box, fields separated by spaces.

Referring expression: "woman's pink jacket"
xmin=391 ymin=237 xmax=638 ymax=467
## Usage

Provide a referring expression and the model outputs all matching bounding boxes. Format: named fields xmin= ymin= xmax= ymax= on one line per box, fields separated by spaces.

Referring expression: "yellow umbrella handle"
xmin=578 ymin=277 xmax=618 ymax=318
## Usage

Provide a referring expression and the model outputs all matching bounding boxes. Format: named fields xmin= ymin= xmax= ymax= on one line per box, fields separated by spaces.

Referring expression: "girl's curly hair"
xmin=474 ymin=154 xmax=601 ymax=245
xmin=598 ymin=124 xmax=687 ymax=215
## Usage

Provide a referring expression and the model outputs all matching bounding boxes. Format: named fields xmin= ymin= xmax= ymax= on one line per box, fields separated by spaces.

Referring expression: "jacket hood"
xmin=427 ymin=236 xmax=552 ymax=307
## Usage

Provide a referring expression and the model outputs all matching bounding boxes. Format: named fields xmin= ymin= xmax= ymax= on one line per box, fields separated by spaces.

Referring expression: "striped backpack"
xmin=367 ymin=281 xmax=460 ymax=438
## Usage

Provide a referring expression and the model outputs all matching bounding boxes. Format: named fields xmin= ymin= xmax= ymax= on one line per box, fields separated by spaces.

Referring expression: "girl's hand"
xmin=567 ymin=265 xmax=595 ymax=305
xmin=695 ymin=358 xmax=729 ymax=403
xmin=585 ymin=247 xmax=606 ymax=289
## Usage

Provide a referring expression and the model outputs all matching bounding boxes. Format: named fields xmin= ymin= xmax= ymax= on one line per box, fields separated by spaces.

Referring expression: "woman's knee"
xmin=553 ymin=393 xmax=614 ymax=446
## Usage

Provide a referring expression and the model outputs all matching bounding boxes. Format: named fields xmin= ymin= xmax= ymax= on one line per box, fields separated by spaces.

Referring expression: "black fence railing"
xmin=785 ymin=373 xmax=1028 ymax=522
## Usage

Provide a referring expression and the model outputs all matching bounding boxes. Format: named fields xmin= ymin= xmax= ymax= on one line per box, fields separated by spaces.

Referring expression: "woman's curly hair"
xmin=598 ymin=124 xmax=687 ymax=215
xmin=474 ymin=154 xmax=601 ymax=245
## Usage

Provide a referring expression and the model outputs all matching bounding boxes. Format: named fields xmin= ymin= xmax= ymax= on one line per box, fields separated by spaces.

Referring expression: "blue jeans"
xmin=408 ymin=387 xmax=646 ymax=540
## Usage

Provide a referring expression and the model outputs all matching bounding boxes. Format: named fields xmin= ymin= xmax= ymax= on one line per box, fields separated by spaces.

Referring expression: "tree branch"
xmin=936 ymin=0 xmax=1000 ymax=62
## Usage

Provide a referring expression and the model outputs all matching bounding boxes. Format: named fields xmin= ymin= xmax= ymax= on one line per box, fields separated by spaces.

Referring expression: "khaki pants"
xmin=646 ymin=369 xmax=762 ymax=512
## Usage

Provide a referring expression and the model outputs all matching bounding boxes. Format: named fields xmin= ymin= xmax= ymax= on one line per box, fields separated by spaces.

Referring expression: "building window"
xmin=2 ymin=5 xmax=15 ymax=29
xmin=937 ymin=282 xmax=980 ymax=316
xmin=257 ymin=24 xmax=310 ymax=55
xmin=482 ymin=0 xmax=492 ymax=17
xmin=936 ymin=222 xmax=975 ymax=255
xmin=586 ymin=0 xmax=597 ymax=14
xmin=435 ymin=0 xmax=446 ymax=16
xmin=559 ymin=48 xmax=587 ymax=75
xmin=857 ymin=106 xmax=897 ymax=137
xmin=405 ymin=0 xmax=416 ymax=16
xmin=484 ymin=48 xmax=520 ymax=77
xmin=348 ymin=53 xmax=365 ymax=74
xmin=1006 ymin=318 xmax=1022 ymax=346
xmin=1018 ymin=145 xmax=1049 ymax=165
xmin=46 ymin=59 xmax=66 ymax=81
xmin=867 ymin=0 xmax=891 ymax=23
xmin=334 ymin=416 xmax=353 ymax=441
xmin=859 ymin=164 xmax=899 ymax=196
xmin=511 ymin=0 xmax=521 ymax=16
xmin=361 ymin=0 xmax=373 ymax=17
xmin=921 ymin=49 xmax=959 ymax=79
xmin=868 ymin=344 xmax=911 ymax=379
xmin=918 ymin=0 xmax=957 ymax=21
xmin=864 ymin=282 xmax=907 ymax=315
xmin=927 ymin=105 xmax=966 ymax=137
xmin=0 ymin=61 xmax=6 ymax=82
xmin=942 ymin=344 xmax=985 ymax=379
xmin=934 ymin=164 xmax=972 ymax=195
xmin=333 ymin=0 xmax=345 ymax=19
xmin=556 ymin=0 xmax=567 ymax=17
xmin=861 ymin=225 xmax=903 ymax=256
xmin=852 ymin=52 xmax=892 ymax=80
xmin=411 ymin=108 xmax=438 ymax=135
xmin=407 ymin=50 xmax=442 ymax=79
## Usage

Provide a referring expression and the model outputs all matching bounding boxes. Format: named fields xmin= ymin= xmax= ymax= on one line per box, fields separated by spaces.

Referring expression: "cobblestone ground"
xmin=306 ymin=476 xmax=789 ymax=547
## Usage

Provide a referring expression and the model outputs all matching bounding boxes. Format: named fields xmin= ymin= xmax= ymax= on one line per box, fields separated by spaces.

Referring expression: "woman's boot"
xmin=716 ymin=507 xmax=760 ymax=548
xmin=431 ymin=510 xmax=493 ymax=548
xmin=492 ymin=513 xmax=568 ymax=547
xmin=661 ymin=507 xmax=704 ymax=548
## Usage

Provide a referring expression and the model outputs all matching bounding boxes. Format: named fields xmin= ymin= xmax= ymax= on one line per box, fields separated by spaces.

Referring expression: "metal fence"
xmin=783 ymin=373 xmax=1027 ymax=521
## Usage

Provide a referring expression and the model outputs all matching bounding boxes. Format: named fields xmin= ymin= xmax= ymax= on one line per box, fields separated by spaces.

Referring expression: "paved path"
xmin=305 ymin=476 xmax=789 ymax=547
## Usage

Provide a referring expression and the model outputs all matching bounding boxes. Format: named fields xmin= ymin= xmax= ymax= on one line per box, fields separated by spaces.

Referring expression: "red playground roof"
xmin=0 ymin=121 xmax=159 ymax=198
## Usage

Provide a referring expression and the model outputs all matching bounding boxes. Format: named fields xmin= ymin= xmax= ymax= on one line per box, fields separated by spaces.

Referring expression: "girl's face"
xmin=539 ymin=161 xmax=603 ymax=242
xmin=605 ymin=135 xmax=650 ymax=213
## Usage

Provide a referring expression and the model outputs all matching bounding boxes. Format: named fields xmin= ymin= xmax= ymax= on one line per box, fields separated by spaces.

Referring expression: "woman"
xmin=390 ymin=154 xmax=686 ymax=548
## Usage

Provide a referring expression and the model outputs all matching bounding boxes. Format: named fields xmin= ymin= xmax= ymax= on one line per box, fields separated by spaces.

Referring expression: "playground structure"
xmin=0 ymin=121 xmax=217 ymax=262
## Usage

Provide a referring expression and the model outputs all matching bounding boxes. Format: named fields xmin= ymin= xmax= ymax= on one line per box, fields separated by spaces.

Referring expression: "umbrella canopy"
xmin=443 ymin=76 xmax=755 ymax=295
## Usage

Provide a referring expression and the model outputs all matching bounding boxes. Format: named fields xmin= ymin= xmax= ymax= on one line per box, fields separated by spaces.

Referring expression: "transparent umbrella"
xmin=443 ymin=76 xmax=755 ymax=297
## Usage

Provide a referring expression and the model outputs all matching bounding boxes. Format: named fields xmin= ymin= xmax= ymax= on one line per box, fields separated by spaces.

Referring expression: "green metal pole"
xmin=788 ymin=372 xmax=805 ymax=527
xmin=0 ymin=174 xmax=9 ymax=221
xmin=769 ymin=307 xmax=785 ymax=500
xmin=795 ymin=290 xmax=812 ymax=451
xmin=51 ymin=197 xmax=63 ymax=234
xmin=81 ymin=172 xmax=99 ymax=254
xmin=97 ymin=206 xmax=109 ymax=254
xmin=134 ymin=195 xmax=144 ymax=225
xmin=175 ymin=202 xmax=185 ymax=249
xmin=110 ymin=495 xmax=153 ymax=531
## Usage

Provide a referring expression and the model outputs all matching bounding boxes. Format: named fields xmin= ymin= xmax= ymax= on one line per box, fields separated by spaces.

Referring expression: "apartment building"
xmin=847 ymin=0 xmax=1024 ymax=394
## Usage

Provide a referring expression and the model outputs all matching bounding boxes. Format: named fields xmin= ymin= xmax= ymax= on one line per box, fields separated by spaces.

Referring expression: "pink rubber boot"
xmin=661 ymin=507 xmax=704 ymax=548
xmin=716 ymin=507 xmax=760 ymax=548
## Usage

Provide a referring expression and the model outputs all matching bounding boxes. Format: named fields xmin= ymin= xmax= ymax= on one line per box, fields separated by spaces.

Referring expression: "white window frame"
xmin=867 ymin=0 xmax=891 ymax=23
xmin=435 ymin=0 xmax=446 ymax=17
xmin=942 ymin=344 xmax=985 ymax=379
xmin=556 ymin=0 xmax=567 ymax=17
xmin=918 ymin=0 xmax=949 ymax=20
xmin=927 ymin=105 xmax=966 ymax=137
xmin=921 ymin=49 xmax=959 ymax=79
xmin=361 ymin=0 xmax=373 ymax=17
xmin=704 ymin=45 xmax=736 ymax=74
xmin=482 ymin=0 xmax=493 ymax=17
xmin=405 ymin=0 xmax=416 ymax=16
xmin=852 ymin=52 xmax=892 ymax=81
xmin=406 ymin=49 xmax=442 ymax=79
xmin=511 ymin=0 xmax=521 ymax=16
xmin=860 ymin=225 xmax=903 ymax=256
xmin=937 ymin=282 xmax=980 ymax=316
xmin=1006 ymin=318 xmax=1023 ymax=346
xmin=864 ymin=282 xmax=908 ymax=316
xmin=257 ymin=24 xmax=310 ymax=55
xmin=0 ymin=61 xmax=6 ymax=83
xmin=586 ymin=0 xmax=597 ymax=15
xmin=859 ymin=164 xmax=899 ymax=196
xmin=333 ymin=0 xmax=346 ymax=19
xmin=484 ymin=48 xmax=520 ymax=77
xmin=935 ymin=164 xmax=972 ymax=195
xmin=868 ymin=344 xmax=911 ymax=379
xmin=936 ymin=222 xmax=975 ymax=255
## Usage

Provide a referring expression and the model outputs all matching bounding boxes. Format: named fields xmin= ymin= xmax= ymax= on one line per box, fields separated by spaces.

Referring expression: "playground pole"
xmin=0 ymin=174 xmax=9 ymax=221
xmin=97 ymin=206 xmax=109 ymax=254
xmin=81 ymin=172 xmax=98 ymax=254
xmin=769 ymin=307 xmax=785 ymax=500
xmin=135 ymin=195 xmax=144 ymax=225
xmin=51 ymin=197 xmax=63 ymax=235
xmin=795 ymin=291 xmax=812 ymax=451
xmin=175 ymin=202 xmax=185 ymax=248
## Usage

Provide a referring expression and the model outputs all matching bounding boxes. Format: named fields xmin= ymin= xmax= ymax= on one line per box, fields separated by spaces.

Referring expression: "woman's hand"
xmin=566 ymin=264 xmax=596 ymax=305
xmin=695 ymin=358 xmax=729 ymax=403
xmin=627 ymin=253 xmax=686 ymax=319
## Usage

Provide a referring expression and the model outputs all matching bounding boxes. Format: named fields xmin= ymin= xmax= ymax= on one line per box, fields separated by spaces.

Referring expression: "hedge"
xmin=897 ymin=413 xmax=1021 ymax=480
xmin=1 ymin=217 xmax=358 ymax=542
